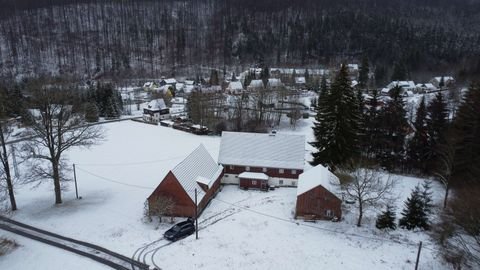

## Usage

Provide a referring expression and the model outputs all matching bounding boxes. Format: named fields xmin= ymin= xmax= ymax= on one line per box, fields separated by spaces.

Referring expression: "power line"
xmin=75 ymin=166 xmax=156 ymax=190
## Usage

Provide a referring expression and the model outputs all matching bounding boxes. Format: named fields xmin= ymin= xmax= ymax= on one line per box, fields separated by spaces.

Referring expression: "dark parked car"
xmin=164 ymin=219 xmax=195 ymax=241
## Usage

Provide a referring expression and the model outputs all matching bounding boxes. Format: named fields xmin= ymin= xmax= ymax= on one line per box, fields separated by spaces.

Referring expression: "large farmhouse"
xmin=295 ymin=165 xmax=342 ymax=221
xmin=147 ymin=145 xmax=223 ymax=218
xmin=218 ymin=131 xmax=305 ymax=188
xmin=143 ymin=99 xmax=170 ymax=123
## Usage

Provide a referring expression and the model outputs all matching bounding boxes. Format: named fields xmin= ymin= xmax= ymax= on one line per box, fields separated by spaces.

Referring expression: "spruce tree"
xmin=426 ymin=92 xmax=448 ymax=171
xmin=378 ymin=86 xmax=408 ymax=170
xmin=451 ymin=84 xmax=480 ymax=186
xmin=304 ymin=68 xmax=310 ymax=86
xmin=320 ymin=75 xmax=328 ymax=98
xmin=310 ymin=65 xmax=360 ymax=168
xmin=364 ymin=89 xmax=382 ymax=158
xmin=399 ymin=185 xmax=429 ymax=230
xmin=358 ymin=56 xmax=370 ymax=89
xmin=421 ymin=180 xmax=433 ymax=216
xmin=376 ymin=205 xmax=397 ymax=230
xmin=406 ymin=97 xmax=429 ymax=172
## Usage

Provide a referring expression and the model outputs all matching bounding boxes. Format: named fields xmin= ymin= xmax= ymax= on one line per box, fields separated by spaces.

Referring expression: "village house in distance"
xmin=296 ymin=165 xmax=342 ymax=221
xmin=218 ymin=131 xmax=305 ymax=189
xmin=147 ymin=144 xmax=223 ymax=217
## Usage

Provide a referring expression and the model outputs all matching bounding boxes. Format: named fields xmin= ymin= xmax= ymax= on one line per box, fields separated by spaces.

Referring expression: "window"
xmin=225 ymin=175 xmax=229 ymax=178
xmin=262 ymin=167 xmax=267 ymax=173
xmin=229 ymin=165 xmax=234 ymax=170
xmin=279 ymin=169 xmax=284 ymax=174
xmin=291 ymin=181 xmax=296 ymax=186
xmin=325 ymin=210 xmax=333 ymax=217
xmin=291 ymin=169 xmax=297 ymax=174
xmin=252 ymin=180 xmax=257 ymax=185
xmin=246 ymin=166 xmax=250 ymax=171
xmin=279 ymin=180 xmax=284 ymax=185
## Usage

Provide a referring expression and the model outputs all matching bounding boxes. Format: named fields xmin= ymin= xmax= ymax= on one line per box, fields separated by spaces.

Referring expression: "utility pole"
xmin=195 ymin=188 xmax=198 ymax=240
xmin=73 ymin=163 xmax=79 ymax=199
xmin=415 ymin=241 xmax=422 ymax=270
xmin=10 ymin=145 xmax=19 ymax=177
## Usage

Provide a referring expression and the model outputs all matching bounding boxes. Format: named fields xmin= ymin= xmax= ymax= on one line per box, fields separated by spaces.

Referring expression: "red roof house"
xmin=147 ymin=144 xmax=223 ymax=218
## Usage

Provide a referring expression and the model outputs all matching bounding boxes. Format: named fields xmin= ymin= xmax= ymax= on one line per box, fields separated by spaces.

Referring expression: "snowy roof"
xmin=185 ymin=80 xmax=195 ymax=85
xmin=351 ymin=80 xmax=359 ymax=87
xmin=297 ymin=165 xmax=340 ymax=196
xmin=270 ymin=68 xmax=328 ymax=76
xmin=218 ymin=132 xmax=305 ymax=170
xmin=248 ymin=79 xmax=264 ymax=88
xmin=238 ymin=172 xmax=269 ymax=181
xmin=175 ymin=83 xmax=185 ymax=90
xmin=295 ymin=77 xmax=306 ymax=84
xmin=347 ymin=64 xmax=359 ymax=70
xmin=433 ymin=76 xmax=454 ymax=83
xmin=184 ymin=85 xmax=196 ymax=93
xmin=416 ymin=83 xmax=436 ymax=89
xmin=227 ymin=81 xmax=243 ymax=90
xmin=164 ymin=78 xmax=177 ymax=84
xmin=146 ymin=99 xmax=167 ymax=110
xmin=171 ymin=144 xmax=224 ymax=204
xmin=387 ymin=81 xmax=416 ymax=89
xmin=143 ymin=82 xmax=154 ymax=88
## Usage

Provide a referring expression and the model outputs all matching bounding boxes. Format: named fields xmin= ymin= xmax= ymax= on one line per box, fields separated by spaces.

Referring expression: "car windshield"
xmin=171 ymin=225 xmax=181 ymax=232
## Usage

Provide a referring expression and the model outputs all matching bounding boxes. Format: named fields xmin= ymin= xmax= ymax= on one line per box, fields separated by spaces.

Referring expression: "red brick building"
xmin=219 ymin=131 xmax=305 ymax=187
xmin=295 ymin=165 xmax=342 ymax=221
xmin=147 ymin=144 xmax=224 ymax=217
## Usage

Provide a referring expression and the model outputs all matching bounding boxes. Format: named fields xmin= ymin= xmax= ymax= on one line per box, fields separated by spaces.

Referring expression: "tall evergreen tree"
xmin=320 ymin=75 xmax=328 ymax=98
xmin=399 ymin=185 xmax=429 ymax=230
xmin=426 ymin=92 xmax=448 ymax=171
xmin=451 ymin=84 xmax=480 ymax=186
xmin=364 ymin=89 xmax=382 ymax=158
xmin=310 ymin=65 xmax=360 ymax=168
xmin=304 ymin=68 xmax=310 ymax=86
xmin=378 ymin=86 xmax=408 ymax=170
xmin=358 ymin=56 xmax=370 ymax=89
xmin=406 ymin=97 xmax=429 ymax=172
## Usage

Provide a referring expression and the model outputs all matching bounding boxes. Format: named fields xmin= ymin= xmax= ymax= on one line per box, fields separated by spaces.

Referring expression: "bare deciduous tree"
xmin=0 ymin=119 xmax=17 ymax=211
xmin=343 ymin=166 xmax=396 ymax=227
xmin=23 ymin=88 xmax=104 ymax=204
xmin=147 ymin=196 xmax=175 ymax=224
xmin=433 ymin=139 xmax=456 ymax=209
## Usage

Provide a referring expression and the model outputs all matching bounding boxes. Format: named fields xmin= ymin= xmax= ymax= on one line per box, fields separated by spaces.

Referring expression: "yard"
xmin=0 ymin=118 xmax=447 ymax=269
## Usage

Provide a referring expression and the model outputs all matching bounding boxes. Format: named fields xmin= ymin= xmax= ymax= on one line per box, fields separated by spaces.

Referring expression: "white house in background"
xmin=162 ymin=78 xmax=177 ymax=85
xmin=430 ymin=76 xmax=455 ymax=88
xmin=268 ymin=78 xmax=283 ymax=89
xmin=226 ymin=81 xmax=243 ymax=94
xmin=416 ymin=83 xmax=437 ymax=93
xmin=247 ymin=79 xmax=264 ymax=90
xmin=218 ymin=131 xmax=305 ymax=187
xmin=382 ymin=80 xmax=416 ymax=95
xmin=143 ymin=99 xmax=170 ymax=122
xmin=295 ymin=76 xmax=306 ymax=85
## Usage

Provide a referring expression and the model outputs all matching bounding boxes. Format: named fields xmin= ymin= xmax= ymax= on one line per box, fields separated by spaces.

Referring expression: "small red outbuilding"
xmin=295 ymin=165 xmax=342 ymax=221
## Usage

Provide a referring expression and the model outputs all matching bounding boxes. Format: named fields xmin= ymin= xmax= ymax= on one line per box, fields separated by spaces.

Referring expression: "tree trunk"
xmin=357 ymin=201 xmax=363 ymax=227
xmin=0 ymin=122 xmax=17 ymax=211
xmin=443 ymin=184 xmax=450 ymax=209
xmin=52 ymin=160 xmax=62 ymax=204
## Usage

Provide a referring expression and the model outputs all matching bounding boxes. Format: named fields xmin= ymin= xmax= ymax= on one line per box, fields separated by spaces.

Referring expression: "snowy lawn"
xmin=0 ymin=118 xmax=447 ymax=270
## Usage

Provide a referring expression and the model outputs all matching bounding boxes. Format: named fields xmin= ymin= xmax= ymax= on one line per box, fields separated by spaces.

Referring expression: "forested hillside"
xmin=0 ymin=0 xmax=479 ymax=82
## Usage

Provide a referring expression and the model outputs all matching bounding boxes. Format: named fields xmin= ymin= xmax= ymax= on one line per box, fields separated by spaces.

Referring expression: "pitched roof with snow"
xmin=238 ymin=172 xmax=269 ymax=181
xmin=146 ymin=99 xmax=167 ymax=111
xmin=164 ymin=78 xmax=177 ymax=84
xmin=218 ymin=132 xmax=305 ymax=170
xmin=297 ymin=165 xmax=340 ymax=196
xmin=248 ymin=79 xmax=264 ymax=88
xmin=433 ymin=76 xmax=454 ymax=83
xmin=227 ymin=81 xmax=243 ymax=91
xmin=171 ymin=144 xmax=224 ymax=204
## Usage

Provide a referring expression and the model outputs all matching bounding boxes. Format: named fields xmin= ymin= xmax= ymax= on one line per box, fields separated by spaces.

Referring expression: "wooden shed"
xmin=295 ymin=165 xmax=342 ymax=221
xmin=239 ymin=172 xmax=269 ymax=191
xmin=147 ymin=144 xmax=224 ymax=218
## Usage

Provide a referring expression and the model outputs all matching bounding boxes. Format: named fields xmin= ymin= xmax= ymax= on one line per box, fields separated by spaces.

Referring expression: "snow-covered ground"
xmin=0 ymin=115 xmax=446 ymax=270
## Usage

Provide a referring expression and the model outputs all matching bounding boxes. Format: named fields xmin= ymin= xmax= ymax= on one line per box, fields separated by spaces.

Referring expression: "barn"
xmin=147 ymin=144 xmax=223 ymax=218
xmin=295 ymin=165 xmax=342 ymax=221
xmin=218 ymin=131 xmax=305 ymax=188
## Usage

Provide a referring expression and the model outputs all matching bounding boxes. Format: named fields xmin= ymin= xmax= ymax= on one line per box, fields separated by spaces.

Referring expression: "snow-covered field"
xmin=0 ymin=116 xmax=447 ymax=270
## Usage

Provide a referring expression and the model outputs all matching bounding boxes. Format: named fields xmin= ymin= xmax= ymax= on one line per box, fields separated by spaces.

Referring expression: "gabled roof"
xmin=227 ymin=81 xmax=243 ymax=90
xmin=164 ymin=78 xmax=177 ymax=84
xmin=171 ymin=144 xmax=223 ymax=204
xmin=297 ymin=165 xmax=340 ymax=196
xmin=433 ymin=76 xmax=454 ymax=83
xmin=218 ymin=132 xmax=305 ymax=170
xmin=146 ymin=99 xmax=167 ymax=111
xmin=248 ymin=79 xmax=264 ymax=88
